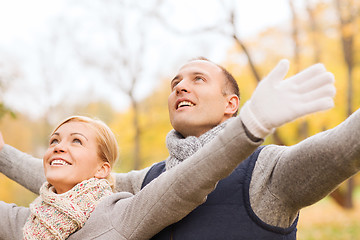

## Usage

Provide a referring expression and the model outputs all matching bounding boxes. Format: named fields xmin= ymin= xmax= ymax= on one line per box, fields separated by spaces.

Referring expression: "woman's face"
xmin=43 ymin=121 xmax=105 ymax=194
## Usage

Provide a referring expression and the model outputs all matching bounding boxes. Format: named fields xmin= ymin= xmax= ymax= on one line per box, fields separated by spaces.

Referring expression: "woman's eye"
xmin=50 ymin=139 xmax=59 ymax=145
xmin=73 ymin=138 xmax=82 ymax=144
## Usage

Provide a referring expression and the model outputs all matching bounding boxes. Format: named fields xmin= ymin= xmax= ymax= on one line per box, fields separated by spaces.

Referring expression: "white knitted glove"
xmin=240 ymin=59 xmax=336 ymax=139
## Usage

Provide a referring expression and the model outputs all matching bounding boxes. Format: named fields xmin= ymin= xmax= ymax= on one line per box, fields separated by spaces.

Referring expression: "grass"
xmin=297 ymin=191 xmax=360 ymax=240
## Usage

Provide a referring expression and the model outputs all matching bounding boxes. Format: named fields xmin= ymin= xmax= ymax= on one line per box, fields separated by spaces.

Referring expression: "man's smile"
xmin=175 ymin=98 xmax=196 ymax=110
xmin=177 ymin=101 xmax=195 ymax=109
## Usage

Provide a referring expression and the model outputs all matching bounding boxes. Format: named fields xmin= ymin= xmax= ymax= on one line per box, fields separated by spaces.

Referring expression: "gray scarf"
xmin=165 ymin=118 xmax=234 ymax=170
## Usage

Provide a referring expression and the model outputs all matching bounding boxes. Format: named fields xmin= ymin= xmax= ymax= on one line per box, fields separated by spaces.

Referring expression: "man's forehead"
xmin=178 ymin=60 xmax=222 ymax=74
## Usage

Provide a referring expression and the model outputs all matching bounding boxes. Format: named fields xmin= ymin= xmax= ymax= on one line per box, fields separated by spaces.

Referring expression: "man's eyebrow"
xmin=71 ymin=133 xmax=88 ymax=141
xmin=171 ymin=74 xmax=180 ymax=82
xmin=192 ymin=72 xmax=206 ymax=77
xmin=172 ymin=72 xmax=206 ymax=81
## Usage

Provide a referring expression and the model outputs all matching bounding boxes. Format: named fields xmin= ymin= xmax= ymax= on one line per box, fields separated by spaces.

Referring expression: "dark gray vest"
xmin=141 ymin=146 xmax=298 ymax=240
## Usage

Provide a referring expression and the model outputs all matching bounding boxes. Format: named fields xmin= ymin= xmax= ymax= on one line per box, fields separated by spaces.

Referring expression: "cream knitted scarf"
xmin=165 ymin=118 xmax=234 ymax=170
xmin=23 ymin=178 xmax=113 ymax=240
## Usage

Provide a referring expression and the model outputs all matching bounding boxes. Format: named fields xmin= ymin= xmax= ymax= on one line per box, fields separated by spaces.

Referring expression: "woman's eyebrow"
xmin=71 ymin=133 xmax=88 ymax=141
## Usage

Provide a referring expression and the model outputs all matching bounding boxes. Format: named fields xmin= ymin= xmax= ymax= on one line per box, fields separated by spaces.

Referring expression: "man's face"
xmin=168 ymin=60 xmax=233 ymax=137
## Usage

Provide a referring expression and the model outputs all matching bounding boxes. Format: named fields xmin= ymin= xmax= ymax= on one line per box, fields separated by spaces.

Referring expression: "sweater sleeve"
xmin=111 ymin=116 xmax=263 ymax=240
xmin=113 ymin=167 xmax=150 ymax=194
xmin=0 ymin=201 xmax=30 ymax=239
xmin=0 ymin=145 xmax=45 ymax=194
xmin=250 ymin=108 xmax=360 ymax=228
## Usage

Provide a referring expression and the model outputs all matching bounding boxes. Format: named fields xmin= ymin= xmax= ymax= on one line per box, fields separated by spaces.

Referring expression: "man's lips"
xmin=176 ymin=100 xmax=195 ymax=110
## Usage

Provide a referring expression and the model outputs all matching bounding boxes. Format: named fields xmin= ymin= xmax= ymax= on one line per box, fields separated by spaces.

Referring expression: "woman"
xmin=0 ymin=115 xmax=260 ymax=239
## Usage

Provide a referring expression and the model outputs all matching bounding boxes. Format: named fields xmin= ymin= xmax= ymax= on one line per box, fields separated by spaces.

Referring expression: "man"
xmin=1 ymin=58 xmax=359 ymax=239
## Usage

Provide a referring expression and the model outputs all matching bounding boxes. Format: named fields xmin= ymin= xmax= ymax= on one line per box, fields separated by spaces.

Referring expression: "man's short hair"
xmin=192 ymin=57 xmax=240 ymax=116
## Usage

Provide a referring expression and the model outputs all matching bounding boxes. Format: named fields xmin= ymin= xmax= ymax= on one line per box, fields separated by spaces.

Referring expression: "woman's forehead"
xmin=55 ymin=121 xmax=95 ymax=136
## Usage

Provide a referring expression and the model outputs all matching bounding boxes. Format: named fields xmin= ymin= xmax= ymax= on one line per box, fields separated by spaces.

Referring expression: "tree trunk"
xmin=305 ymin=0 xmax=321 ymax=63
xmin=131 ymin=96 xmax=142 ymax=170
xmin=329 ymin=0 xmax=356 ymax=209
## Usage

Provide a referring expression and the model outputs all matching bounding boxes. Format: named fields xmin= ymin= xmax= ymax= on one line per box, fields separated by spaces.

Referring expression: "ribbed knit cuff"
xmin=239 ymin=101 xmax=272 ymax=139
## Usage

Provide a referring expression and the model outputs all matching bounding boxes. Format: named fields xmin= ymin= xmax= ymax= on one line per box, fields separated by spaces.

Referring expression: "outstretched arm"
xmin=251 ymin=108 xmax=360 ymax=228
xmin=112 ymin=116 xmax=263 ymax=239
xmin=0 ymin=133 xmax=45 ymax=194
xmin=235 ymin=59 xmax=339 ymax=228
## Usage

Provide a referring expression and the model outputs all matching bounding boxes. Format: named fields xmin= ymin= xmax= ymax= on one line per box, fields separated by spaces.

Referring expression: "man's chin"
xmin=174 ymin=124 xmax=206 ymax=138
xmin=173 ymin=124 xmax=193 ymax=137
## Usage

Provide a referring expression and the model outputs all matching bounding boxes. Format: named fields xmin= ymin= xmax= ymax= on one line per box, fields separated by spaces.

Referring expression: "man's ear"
xmin=94 ymin=162 xmax=111 ymax=179
xmin=224 ymin=94 xmax=239 ymax=116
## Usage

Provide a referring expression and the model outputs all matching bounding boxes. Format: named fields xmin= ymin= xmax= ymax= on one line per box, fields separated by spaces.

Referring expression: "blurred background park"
xmin=0 ymin=0 xmax=359 ymax=239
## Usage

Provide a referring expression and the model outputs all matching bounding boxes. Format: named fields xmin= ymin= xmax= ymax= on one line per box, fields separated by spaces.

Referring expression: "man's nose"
xmin=175 ymin=79 xmax=190 ymax=94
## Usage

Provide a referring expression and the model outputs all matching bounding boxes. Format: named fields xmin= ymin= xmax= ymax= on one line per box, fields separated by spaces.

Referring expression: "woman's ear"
xmin=94 ymin=162 xmax=111 ymax=179
xmin=224 ymin=94 xmax=239 ymax=116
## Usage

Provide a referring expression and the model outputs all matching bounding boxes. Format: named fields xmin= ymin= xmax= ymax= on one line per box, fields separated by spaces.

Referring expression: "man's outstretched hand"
xmin=240 ymin=59 xmax=336 ymax=139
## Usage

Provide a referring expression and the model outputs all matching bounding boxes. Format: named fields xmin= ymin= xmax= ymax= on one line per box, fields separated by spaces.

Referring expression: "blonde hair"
xmin=51 ymin=116 xmax=119 ymax=189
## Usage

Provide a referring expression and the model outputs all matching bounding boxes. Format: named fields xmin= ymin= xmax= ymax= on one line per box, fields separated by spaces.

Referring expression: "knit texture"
xmin=165 ymin=118 xmax=234 ymax=170
xmin=23 ymin=178 xmax=113 ymax=240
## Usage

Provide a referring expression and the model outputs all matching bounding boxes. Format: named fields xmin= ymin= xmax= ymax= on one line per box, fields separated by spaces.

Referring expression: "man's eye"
xmin=171 ymin=81 xmax=180 ymax=90
xmin=195 ymin=76 xmax=204 ymax=81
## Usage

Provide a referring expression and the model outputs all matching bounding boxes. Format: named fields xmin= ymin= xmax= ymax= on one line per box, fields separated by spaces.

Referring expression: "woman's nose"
xmin=53 ymin=142 xmax=66 ymax=153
